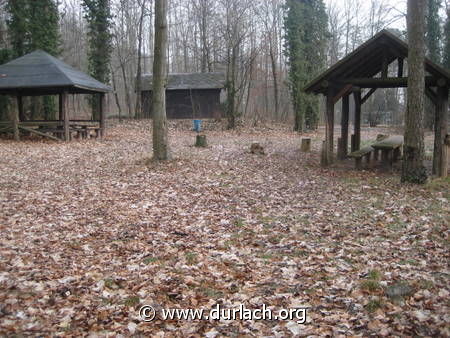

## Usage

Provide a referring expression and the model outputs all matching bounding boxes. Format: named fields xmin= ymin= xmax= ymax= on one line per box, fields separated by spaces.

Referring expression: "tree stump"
xmin=301 ymin=138 xmax=311 ymax=152
xmin=351 ymin=134 xmax=356 ymax=152
xmin=441 ymin=134 xmax=450 ymax=177
xmin=337 ymin=137 xmax=345 ymax=160
xmin=195 ymin=134 xmax=207 ymax=147
xmin=250 ymin=142 xmax=265 ymax=155
xmin=320 ymin=141 xmax=328 ymax=167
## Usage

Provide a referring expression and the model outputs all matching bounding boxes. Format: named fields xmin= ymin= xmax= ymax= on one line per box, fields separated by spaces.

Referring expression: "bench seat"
xmin=348 ymin=146 xmax=374 ymax=169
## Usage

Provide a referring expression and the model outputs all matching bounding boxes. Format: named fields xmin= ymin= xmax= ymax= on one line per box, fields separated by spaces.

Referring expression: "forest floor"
xmin=0 ymin=120 xmax=449 ymax=336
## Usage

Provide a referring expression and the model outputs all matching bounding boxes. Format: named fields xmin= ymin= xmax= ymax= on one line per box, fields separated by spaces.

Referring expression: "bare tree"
xmin=152 ymin=0 xmax=170 ymax=160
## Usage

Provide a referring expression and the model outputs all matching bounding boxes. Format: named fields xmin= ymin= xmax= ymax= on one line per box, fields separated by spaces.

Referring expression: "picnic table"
xmin=372 ymin=135 xmax=404 ymax=170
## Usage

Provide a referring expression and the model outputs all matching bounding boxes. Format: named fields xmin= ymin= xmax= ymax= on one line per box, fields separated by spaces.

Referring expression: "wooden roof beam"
xmin=332 ymin=84 xmax=353 ymax=104
xmin=361 ymin=88 xmax=377 ymax=104
xmin=339 ymin=76 xmax=446 ymax=88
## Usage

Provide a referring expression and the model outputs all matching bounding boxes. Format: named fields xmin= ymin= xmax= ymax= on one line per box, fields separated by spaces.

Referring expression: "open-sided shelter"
xmin=0 ymin=50 xmax=111 ymax=141
xmin=141 ymin=73 xmax=225 ymax=119
xmin=304 ymin=30 xmax=449 ymax=177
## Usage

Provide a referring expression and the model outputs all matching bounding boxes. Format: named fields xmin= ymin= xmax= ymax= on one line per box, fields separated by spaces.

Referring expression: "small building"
xmin=0 ymin=50 xmax=111 ymax=141
xmin=140 ymin=73 xmax=225 ymax=119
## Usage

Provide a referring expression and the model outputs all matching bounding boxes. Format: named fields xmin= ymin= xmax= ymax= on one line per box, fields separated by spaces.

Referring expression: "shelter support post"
xmin=323 ymin=86 xmax=335 ymax=166
xmin=11 ymin=95 xmax=20 ymax=141
xmin=59 ymin=93 xmax=64 ymax=121
xmin=61 ymin=91 xmax=69 ymax=141
xmin=338 ymin=94 xmax=349 ymax=160
xmin=99 ymin=93 xmax=105 ymax=138
xmin=353 ymin=88 xmax=362 ymax=152
xmin=397 ymin=58 xmax=404 ymax=78
xmin=433 ymin=86 xmax=449 ymax=177
xmin=17 ymin=95 xmax=24 ymax=122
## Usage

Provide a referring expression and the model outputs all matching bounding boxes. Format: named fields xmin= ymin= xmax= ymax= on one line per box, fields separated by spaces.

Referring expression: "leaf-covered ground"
xmin=0 ymin=121 xmax=449 ymax=336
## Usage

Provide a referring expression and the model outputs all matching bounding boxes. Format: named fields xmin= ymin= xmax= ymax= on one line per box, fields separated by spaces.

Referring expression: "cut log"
xmin=301 ymin=138 xmax=311 ymax=152
xmin=250 ymin=142 xmax=265 ymax=155
xmin=195 ymin=134 xmax=207 ymax=147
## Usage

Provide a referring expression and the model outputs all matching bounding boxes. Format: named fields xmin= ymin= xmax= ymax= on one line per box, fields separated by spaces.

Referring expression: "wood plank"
xmin=18 ymin=126 xmax=61 ymax=141
xmin=348 ymin=145 xmax=374 ymax=158
xmin=372 ymin=135 xmax=404 ymax=150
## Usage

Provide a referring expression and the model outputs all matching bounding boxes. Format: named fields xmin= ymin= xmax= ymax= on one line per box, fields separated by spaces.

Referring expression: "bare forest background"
xmin=0 ymin=0 xmax=448 ymax=127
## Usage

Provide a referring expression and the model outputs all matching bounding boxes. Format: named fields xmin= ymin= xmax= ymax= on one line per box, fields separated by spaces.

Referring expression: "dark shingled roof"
xmin=0 ymin=50 xmax=111 ymax=95
xmin=141 ymin=72 xmax=225 ymax=91
xmin=304 ymin=29 xmax=450 ymax=95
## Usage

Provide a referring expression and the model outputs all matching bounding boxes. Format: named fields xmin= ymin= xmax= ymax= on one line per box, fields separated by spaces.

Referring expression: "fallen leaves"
xmin=0 ymin=121 xmax=448 ymax=336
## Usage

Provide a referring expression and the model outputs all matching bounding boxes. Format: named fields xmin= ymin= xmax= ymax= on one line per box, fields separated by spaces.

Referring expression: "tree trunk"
xmin=135 ymin=0 xmax=147 ymax=119
xmin=402 ymin=0 xmax=427 ymax=184
xmin=152 ymin=0 xmax=170 ymax=161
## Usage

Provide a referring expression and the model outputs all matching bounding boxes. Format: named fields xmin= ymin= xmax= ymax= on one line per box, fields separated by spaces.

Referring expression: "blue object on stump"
xmin=193 ymin=119 xmax=202 ymax=132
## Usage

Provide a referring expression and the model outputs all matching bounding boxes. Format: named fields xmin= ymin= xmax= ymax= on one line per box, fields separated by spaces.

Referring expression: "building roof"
xmin=141 ymin=72 xmax=225 ymax=91
xmin=304 ymin=29 xmax=450 ymax=95
xmin=0 ymin=50 xmax=111 ymax=95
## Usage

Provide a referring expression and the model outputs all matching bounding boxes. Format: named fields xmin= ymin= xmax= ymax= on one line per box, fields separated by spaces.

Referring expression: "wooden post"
xmin=381 ymin=149 xmax=391 ymax=171
xmin=351 ymin=134 xmax=356 ymax=152
xmin=59 ymin=93 xmax=64 ymax=121
xmin=353 ymin=88 xmax=362 ymax=151
xmin=17 ymin=95 xmax=25 ymax=122
xmin=11 ymin=95 xmax=20 ymax=141
xmin=339 ymin=94 xmax=349 ymax=159
xmin=325 ymin=86 xmax=335 ymax=165
xmin=443 ymin=135 xmax=450 ymax=178
xmin=99 ymin=93 xmax=106 ymax=138
xmin=320 ymin=141 xmax=328 ymax=167
xmin=337 ymin=138 xmax=343 ymax=158
xmin=433 ymin=86 xmax=449 ymax=177
xmin=301 ymin=138 xmax=311 ymax=152
xmin=61 ymin=91 xmax=69 ymax=141
xmin=398 ymin=58 xmax=404 ymax=78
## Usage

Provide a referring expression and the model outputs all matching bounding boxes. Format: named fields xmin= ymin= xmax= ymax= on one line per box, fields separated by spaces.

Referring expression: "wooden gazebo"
xmin=0 ymin=50 xmax=111 ymax=141
xmin=304 ymin=30 xmax=449 ymax=177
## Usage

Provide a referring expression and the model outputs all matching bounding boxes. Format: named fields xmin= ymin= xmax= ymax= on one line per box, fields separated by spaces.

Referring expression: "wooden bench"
xmin=71 ymin=126 xmax=101 ymax=139
xmin=348 ymin=146 xmax=374 ymax=170
xmin=372 ymin=135 xmax=404 ymax=170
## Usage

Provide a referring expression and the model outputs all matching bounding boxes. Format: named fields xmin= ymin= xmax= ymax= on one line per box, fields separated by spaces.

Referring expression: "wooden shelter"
xmin=0 ymin=50 xmax=111 ymax=141
xmin=304 ymin=30 xmax=450 ymax=177
xmin=141 ymin=73 xmax=225 ymax=119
